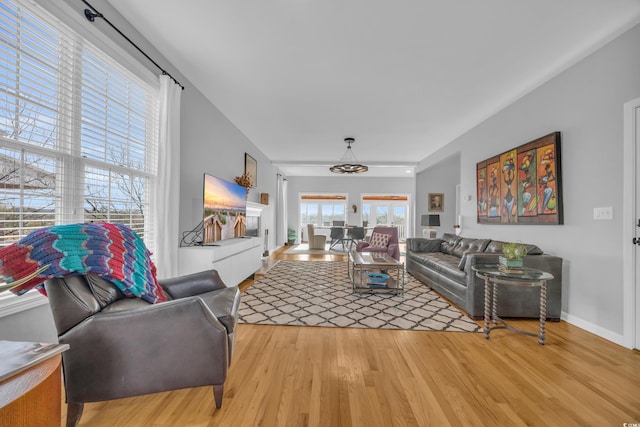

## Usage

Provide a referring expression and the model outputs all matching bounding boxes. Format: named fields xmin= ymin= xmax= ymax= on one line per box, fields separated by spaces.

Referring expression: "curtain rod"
xmin=81 ymin=0 xmax=185 ymax=90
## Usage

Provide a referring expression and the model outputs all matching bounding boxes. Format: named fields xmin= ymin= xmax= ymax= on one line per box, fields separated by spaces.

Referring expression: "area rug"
xmin=238 ymin=260 xmax=481 ymax=332
xmin=283 ymin=243 xmax=349 ymax=255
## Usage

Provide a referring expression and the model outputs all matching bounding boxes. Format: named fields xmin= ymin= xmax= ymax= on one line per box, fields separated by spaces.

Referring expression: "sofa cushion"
xmin=409 ymin=252 xmax=465 ymax=282
xmin=484 ymin=240 xmax=543 ymax=255
xmin=369 ymin=232 xmax=391 ymax=248
xmin=407 ymin=238 xmax=442 ymax=253
xmin=440 ymin=233 xmax=462 ymax=255
xmin=484 ymin=240 xmax=504 ymax=253
xmin=523 ymin=243 xmax=543 ymax=255
xmin=452 ymin=238 xmax=491 ymax=257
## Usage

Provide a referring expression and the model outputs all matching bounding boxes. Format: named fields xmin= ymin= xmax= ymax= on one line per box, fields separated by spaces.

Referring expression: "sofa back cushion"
xmin=44 ymin=274 xmax=126 ymax=335
xmin=440 ymin=233 xmax=462 ymax=255
xmin=452 ymin=238 xmax=491 ymax=257
xmin=484 ymin=240 xmax=543 ymax=255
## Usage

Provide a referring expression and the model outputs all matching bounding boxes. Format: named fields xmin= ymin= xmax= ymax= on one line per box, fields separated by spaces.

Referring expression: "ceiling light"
xmin=329 ymin=137 xmax=368 ymax=174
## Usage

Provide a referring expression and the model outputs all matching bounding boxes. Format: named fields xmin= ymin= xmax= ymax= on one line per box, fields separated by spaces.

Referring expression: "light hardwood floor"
xmin=70 ymin=248 xmax=640 ymax=426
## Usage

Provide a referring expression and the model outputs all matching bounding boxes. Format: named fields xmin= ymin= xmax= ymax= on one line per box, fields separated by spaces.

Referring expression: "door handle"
xmin=634 ymin=237 xmax=640 ymax=245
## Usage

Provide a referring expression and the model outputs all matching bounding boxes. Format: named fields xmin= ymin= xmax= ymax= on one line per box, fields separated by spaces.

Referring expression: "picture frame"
xmin=429 ymin=193 xmax=444 ymax=212
xmin=244 ymin=153 xmax=257 ymax=187
xmin=476 ymin=132 xmax=563 ymax=225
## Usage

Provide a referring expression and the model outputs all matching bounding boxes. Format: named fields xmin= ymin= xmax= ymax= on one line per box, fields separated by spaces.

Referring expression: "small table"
xmin=348 ymin=250 xmax=404 ymax=295
xmin=473 ymin=266 xmax=553 ymax=345
xmin=0 ymin=341 xmax=69 ymax=426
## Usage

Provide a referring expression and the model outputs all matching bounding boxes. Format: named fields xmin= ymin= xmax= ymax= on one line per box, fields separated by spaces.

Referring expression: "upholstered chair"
xmin=356 ymin=226 xmax=400 ymax=260
xmin=44 ymin=269 xmax=240 ymax=427
xmin=307 ymin=224 xmax=327 ymax=249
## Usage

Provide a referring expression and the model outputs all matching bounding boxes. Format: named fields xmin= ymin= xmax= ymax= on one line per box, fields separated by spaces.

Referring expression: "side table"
xmin=473 ymin=266 xmax=553 ymax=345
xmin=0 ymin=340 xmax=69 ymax=426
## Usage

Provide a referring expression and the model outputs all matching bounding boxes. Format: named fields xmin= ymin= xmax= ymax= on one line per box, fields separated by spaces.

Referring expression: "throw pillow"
xmin=369 ymin=232 xmax=391 ymax=248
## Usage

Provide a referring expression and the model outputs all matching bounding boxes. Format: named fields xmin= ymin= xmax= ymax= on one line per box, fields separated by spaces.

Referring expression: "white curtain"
xmin=153 ymin=75 xmax=182 ymax=279
xmin=276 ymin=174 xmax=288 ymax=246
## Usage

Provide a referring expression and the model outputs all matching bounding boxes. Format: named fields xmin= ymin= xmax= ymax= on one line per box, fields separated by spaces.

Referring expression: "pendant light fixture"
xmin=329 ymin=137 xmax=368 ymax=174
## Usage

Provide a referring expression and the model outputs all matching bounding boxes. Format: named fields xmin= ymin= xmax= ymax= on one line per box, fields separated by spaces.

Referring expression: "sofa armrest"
xmin=387 ymin=243 xmax=400 ymax=261
xmin=356 ymin=241 xmax=370 ymax=251
xmin=464 ymin=253 xmax=563 ymax=319
xmin=160 ymin=269 xmax=229 ymax=299
xmin=406 ymin=238 xmax=442 ymax=253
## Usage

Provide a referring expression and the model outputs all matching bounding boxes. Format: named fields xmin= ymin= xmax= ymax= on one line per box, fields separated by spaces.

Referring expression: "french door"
xmin=362 ymin=195 xmax=410 ymax=241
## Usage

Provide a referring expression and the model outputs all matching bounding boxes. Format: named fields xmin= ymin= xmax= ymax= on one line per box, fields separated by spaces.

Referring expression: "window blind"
xmin=0 ymin=0 xmax=159 ymax=257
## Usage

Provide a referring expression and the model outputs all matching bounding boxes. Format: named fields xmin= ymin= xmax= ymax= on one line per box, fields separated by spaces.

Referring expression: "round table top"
xmin=472 ymin=265 xmax=554 ymax=281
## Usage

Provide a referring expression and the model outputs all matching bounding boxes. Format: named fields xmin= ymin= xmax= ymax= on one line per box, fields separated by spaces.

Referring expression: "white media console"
xmin=178 ymin=201 xmax=265 ymax=286
xmin=178 ymin=236 xmax=263 ymax=286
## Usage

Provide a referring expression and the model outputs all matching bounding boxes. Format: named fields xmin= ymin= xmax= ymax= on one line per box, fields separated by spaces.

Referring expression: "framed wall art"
xmin=429 ymin=193 xmax=444 ymax=212
xmin=476 ymin=132 xmax=562 ymax=225
xmin=245 ymin=153 xmax=257 ymax=187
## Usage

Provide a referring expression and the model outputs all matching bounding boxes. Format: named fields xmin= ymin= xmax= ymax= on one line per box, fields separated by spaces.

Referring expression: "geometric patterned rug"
xmin=239 ymin=260 xmax=481 ymax=332
xmin=283 ymin=243 xmax=349 ymax=255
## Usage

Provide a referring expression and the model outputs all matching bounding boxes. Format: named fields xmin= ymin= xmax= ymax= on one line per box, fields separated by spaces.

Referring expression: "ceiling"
xmin=107 ymin=0 xmax=640 ymax=177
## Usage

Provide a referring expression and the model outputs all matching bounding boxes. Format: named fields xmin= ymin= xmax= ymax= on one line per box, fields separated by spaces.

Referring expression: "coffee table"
xmin=473 ymin=265 xmax=553 ymax=345
xmin=348 ymin=250 xmax=404 ymax=295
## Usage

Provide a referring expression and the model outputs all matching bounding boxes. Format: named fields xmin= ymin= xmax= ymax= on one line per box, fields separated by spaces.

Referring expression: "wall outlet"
xmin=593 ymin=206 xmax=613 ymax=220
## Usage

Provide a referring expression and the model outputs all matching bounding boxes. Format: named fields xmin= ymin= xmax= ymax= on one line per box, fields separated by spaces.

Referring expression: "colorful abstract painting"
xmin=476 ymin=132 xmax=562 ymax=225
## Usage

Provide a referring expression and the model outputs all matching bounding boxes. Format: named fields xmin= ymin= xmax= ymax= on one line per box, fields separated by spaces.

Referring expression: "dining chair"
xmin=347 ymin=226 xmax=366 ymax=250
xmin=329 ymin=227 xmax=346 ymax=250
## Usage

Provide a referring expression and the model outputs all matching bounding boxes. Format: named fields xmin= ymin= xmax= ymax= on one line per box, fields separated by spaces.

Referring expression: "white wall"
xmin=178 ymin=87 xmax=278 ymax=251
xmin=286 ymin=176 xmax=416 ymax=243
xmin=416 ymin=153 xmax=461 ymax=237
xmin=417 ymin=23 xmax=640 ymax=342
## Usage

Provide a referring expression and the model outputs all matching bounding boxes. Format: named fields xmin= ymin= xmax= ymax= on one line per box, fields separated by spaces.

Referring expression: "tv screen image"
xmin=203 ymin=174 xmax=247 ymax=244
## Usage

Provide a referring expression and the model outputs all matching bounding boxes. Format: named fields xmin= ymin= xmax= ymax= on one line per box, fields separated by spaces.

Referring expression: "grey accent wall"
xmin=286 ymin=176 xmax=416 ymax=244
xmin=415 ymin=153 xmax=460 ymax=237
xmin=417 ymin=23 xmax=640 ymax=339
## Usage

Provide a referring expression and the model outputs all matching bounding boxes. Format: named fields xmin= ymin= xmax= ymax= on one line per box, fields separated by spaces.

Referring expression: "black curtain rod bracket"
xmin=81 ymin=0 xmax=184 ymax=90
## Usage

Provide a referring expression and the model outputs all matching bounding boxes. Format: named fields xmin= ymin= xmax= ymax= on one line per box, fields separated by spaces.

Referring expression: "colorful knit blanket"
xmin=0 ymin=223 xmax=167 ymax=303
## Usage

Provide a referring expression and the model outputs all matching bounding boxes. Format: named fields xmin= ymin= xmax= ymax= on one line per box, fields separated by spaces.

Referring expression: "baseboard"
xmin=561 ymin=311 xmax=629 ymax=349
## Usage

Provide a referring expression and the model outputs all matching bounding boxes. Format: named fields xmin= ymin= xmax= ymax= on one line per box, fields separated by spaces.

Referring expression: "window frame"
xmin=0 ymin=0 xmax=160 ymax=310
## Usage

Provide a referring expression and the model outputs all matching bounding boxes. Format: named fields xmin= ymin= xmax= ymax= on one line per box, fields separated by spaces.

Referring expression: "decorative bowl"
xmin=367 ymin=272 xmax=389 ymax=283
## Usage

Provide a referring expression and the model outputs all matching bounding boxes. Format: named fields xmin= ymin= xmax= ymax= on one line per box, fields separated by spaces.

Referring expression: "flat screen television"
xmin=202 ymin=173 xmax=247 ymax=244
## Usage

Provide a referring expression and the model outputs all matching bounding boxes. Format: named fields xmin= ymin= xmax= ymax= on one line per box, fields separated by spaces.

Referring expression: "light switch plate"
xmin=593 ymin=206 xmax=613 ymax=220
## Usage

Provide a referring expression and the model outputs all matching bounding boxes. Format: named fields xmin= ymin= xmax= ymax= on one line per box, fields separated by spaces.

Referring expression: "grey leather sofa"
xmin=406 ymin=233 xmax=562 ymax=320
xmin=45 ymin=269 xmax=240 ymax=427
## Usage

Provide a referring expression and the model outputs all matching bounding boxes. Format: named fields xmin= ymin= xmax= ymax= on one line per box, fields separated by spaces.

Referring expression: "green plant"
xmin=502 ymin=242 xmax=527 ymax=259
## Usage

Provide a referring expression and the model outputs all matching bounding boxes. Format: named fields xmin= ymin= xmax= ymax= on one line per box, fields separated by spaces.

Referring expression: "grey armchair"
xmin=44 ymin=269 xmax=240 ymax=427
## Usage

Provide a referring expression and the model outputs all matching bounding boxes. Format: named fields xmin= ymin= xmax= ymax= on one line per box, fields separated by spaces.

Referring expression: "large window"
xmin=299 ymin=194 xmax=347 ymax=231
xmin=0 ymin=1 xmax=159 ymax=251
